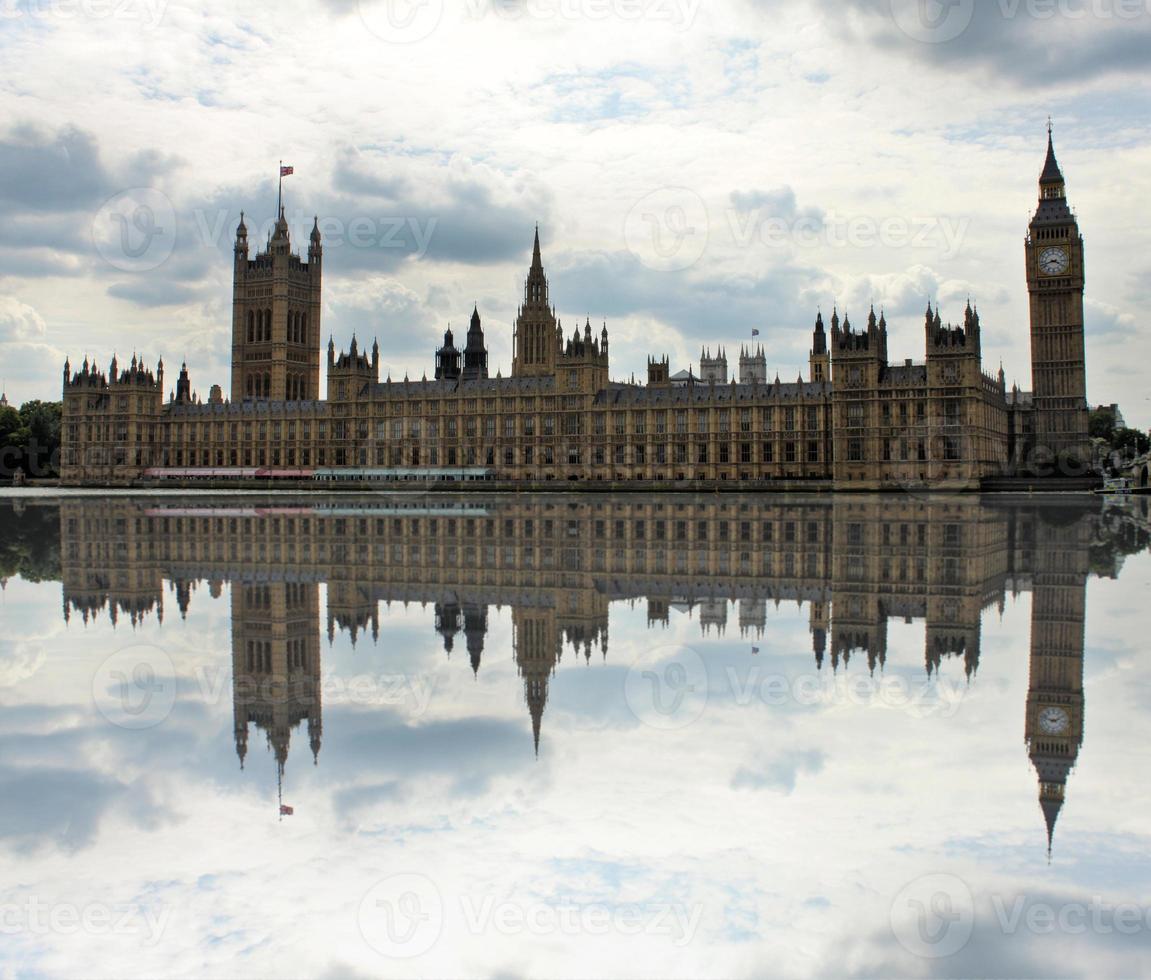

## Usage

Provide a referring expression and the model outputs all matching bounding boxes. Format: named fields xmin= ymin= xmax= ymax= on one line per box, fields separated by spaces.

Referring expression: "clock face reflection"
xmin=1039 ymin=247 xmax=1069 ymax=276
xmin=1039 ymin=706 xmax=1070 ymax=735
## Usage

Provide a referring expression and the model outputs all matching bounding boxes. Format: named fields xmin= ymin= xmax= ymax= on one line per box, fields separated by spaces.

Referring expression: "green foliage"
xmin=1090 ymin=406 xmax=1149 ymax=463
xmin=1089 ymin=407 xmax=1116 ymax=442
xmin=0 ymin=399 xmax=61 ymax=480
xmin=1114 ymin=427 xmax=1151 ymax=458
xmin=0 ymin=503 xmax=61 ymax=581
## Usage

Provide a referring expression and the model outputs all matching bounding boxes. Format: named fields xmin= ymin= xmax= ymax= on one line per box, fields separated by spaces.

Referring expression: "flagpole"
xmin=278 ymin=159 xmax=283 ymax=216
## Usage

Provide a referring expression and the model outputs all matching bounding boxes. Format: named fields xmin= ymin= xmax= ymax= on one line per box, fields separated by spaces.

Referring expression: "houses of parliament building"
xmin=60 ymin=133 xmax=1093 ymax=489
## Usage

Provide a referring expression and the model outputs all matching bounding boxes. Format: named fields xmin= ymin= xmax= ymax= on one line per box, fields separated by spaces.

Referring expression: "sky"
xmin=0 ymin=0 xmax=1149 ymax=426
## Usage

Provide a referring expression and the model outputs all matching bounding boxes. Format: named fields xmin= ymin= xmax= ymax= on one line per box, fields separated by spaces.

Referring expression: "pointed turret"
xmin=309 ymin=215 xmax=322 ymax=261
xmin=812 ymin=311 xmax=827 ymax=355
xmin=1041 ymin=790 xmax=1064 ymax=859
xmin=271 ymin=205 xmax=290 ymax=245
xmin=461 ymin=306 xmax=488 ymax=381
xmin=1040 ymin=124 xmax=1064 ymax=190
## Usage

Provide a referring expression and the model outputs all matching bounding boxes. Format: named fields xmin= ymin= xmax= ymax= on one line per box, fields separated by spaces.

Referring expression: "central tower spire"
xmin=513 ymin=225 xmax=559 ymax=378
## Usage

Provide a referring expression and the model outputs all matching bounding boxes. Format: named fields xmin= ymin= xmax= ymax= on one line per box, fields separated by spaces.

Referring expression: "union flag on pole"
xmin=280 ymin=165 xmax=294 ymax=177
xmin=280 ymin=804 xmax=294 ymax=816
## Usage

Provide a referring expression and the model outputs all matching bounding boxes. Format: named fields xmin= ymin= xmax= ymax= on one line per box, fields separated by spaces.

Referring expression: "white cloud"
xmin=0 ymin=296 xmax=47 ymax=343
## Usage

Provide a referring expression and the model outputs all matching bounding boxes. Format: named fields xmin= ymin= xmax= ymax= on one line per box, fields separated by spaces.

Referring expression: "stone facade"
xmin=60 ymin=135 xmax=1090 ymax=488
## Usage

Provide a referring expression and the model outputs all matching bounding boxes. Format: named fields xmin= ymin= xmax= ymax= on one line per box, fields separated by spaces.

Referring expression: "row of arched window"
xmin=245 ymin=373 xmax=309 ymax=400
xmin=288 ymin=310 xmax=308 ymax=344
xmin=245 ymin=309 xmax=310 ymax=345
xmin=246 ymin=373 xmax=272 ymax=398
xmin=286 ymin=374 xmax=308 ymax=401
xmin=246 ymin=309 xmax=272 ymax=343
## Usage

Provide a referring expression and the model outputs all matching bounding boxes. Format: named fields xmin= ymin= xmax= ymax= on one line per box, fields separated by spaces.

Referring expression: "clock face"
xmin=1039 ymin=247 xmax=1070 ymax=276
xmin=1039 ymin=706 xmax=1070 ymax=735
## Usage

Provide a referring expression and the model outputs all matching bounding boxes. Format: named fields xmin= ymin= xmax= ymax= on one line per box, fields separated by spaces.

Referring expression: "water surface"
xmin=1 ymin=492 xmax=1149 ymax=978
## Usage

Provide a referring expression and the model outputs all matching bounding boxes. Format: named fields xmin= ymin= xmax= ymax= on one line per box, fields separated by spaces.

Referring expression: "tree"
xmin=0 ymin=400 xmax=62 ymax=480
xmin=1114 ymin=427 xmax=1151 ymax=459
xmin=1089 ymin=407 xmax=1116 ymax=443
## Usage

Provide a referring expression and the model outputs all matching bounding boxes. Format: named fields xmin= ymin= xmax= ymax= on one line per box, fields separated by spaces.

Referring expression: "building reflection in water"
xmin=54 ymin=493 xmax=1150 ymax=854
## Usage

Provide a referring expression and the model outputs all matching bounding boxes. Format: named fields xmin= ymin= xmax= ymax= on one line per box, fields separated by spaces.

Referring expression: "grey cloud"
xmin=819 ymin=887 xmax=1151 ymax=979
xmin=730 ymin=186 xmax=825 ymax=227
xmin=550 ymin=248 xmax=824 ymax=352
xmin=315 ymin=708 xmax=541 ymax=788
xmin=833 ymin=0 xmax=1151 ymax=84
xmin=107 ymin=280 xmax=208 ymax=308
xmin=731 ymin=749 xmax=825 ymax=794
xmin=0 ymin=124 xmax=547 ymax=300
xmin=332 ymin=147 xmax=410 ymax=200
xmin=0 ymin=765 xmax=165 ymax=854
xmin=0 ymin=125 xmax=111 ymax=213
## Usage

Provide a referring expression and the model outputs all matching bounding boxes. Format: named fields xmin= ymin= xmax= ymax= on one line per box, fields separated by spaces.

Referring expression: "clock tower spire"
xmin=1026 ymin=123 xmax=1090 ymax=472
xmin=1024 ymin=509 xmax=1089 ymax=859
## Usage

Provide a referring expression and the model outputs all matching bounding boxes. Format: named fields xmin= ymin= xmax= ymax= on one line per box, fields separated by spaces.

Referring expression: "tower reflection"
xmin=54 ymin=493 xmax=1147 ymax=853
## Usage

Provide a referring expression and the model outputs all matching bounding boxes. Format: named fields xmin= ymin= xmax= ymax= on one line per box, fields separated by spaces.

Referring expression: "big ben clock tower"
xmin=1024 ymin=510 xmax=1088 ymax=858
xmin=1026 ymin=125 xmax=1090 ymax=468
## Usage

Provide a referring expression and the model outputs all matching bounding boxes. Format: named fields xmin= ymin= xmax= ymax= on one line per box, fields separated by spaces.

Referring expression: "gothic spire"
xmin=1041 ymin=794 xmax=1064 ymax=860
xmin=531 ymin=223 xmax=542 ymax=271
xmin=1040 ymin=122 xmax=1064 ymax=186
